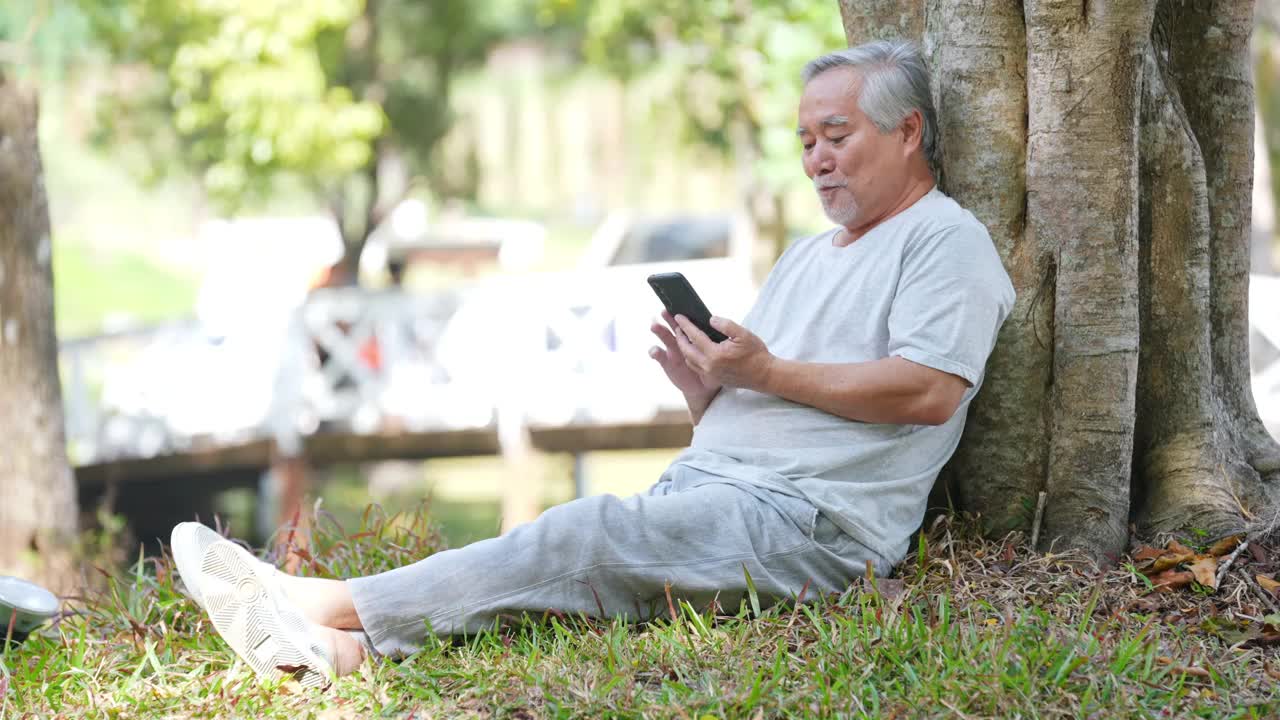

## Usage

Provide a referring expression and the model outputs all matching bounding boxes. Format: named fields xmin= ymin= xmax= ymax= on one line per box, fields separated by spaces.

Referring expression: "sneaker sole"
xmin=172 ymin=522 xmax=284 ymax=609
xmin=198 ymin=540 xmax=334 ymax=689
xmin=171 ymin=522 xmax=223 ymax=609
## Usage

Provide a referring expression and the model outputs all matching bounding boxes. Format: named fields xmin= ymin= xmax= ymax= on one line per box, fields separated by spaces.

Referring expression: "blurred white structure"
xmin=57 ymin=209 xmax=1280 ymax=466
xmin=60 ymin=211 xmax=756 ymax=464
xmin=1251 ymin=273 xmax=1280 ymax=440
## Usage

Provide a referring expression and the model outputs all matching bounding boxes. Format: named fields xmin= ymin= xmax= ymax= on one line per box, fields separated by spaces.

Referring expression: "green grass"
xmin=5 ymin=508 xmax=1279 ymax=719
xmin=52 ymin=237 xmax=200 ymax=337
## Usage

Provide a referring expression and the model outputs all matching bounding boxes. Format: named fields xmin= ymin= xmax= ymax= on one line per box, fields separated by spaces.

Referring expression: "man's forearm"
xmin=684 ymin=387 xmax=722 ymax=426
xmin=756 ymin=355 xmax=957 ymax=426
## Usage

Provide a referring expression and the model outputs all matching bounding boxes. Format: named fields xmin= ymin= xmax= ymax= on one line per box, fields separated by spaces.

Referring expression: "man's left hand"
xmin=672 ymin=315 xmax=775 ymax=391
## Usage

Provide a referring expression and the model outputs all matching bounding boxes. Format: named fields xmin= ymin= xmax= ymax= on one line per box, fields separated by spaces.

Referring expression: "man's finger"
xmin=648 ymin=346 xmax=668 ymax=366
xmin=674 ymin=314 xmax=713 ymax=353
xmin=650 ymin=319 xmax=680 ymax=348
xmin=709 ymin=315 xmax=744 ymax=339
xmin=650 ymin=320 xmax=681 ymax=354
xmin=661 ymin=310 xmax=683 ymax=336
xmin=674 ymin=318 xmax=708 ymax=370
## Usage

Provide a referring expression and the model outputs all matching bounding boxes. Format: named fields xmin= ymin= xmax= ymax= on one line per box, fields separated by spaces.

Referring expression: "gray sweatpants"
xmin=347 ymin=465 xmax=888 ymax=657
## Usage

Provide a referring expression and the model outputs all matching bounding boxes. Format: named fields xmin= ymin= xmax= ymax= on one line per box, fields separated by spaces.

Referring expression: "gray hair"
xmin=801 ymin=41 xmax=939 ymax=173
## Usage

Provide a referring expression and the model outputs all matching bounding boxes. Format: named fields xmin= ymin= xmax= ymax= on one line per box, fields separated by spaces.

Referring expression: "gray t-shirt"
xmin=662 ymin=188 xmax=1015 ymax=567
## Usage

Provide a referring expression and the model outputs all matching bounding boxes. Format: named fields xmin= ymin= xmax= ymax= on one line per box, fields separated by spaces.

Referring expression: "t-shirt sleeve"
xmin=887 ymin=224 xmax=1015 ymax=386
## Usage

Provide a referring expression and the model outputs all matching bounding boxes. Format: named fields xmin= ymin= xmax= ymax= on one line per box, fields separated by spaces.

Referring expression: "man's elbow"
xmin=914 ymin=403 xmax=954 ymax=426
xmin=914 ymin=385 xmax=966 ymax=425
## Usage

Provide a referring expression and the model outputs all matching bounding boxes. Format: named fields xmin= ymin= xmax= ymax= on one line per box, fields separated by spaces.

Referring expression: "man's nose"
xmin=805 ymin=146 xmax=835 ymax=177
xmin=814 ymin=145 xmax=836 ymax=174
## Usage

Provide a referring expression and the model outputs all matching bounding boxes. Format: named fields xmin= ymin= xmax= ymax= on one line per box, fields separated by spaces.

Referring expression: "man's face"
xmin=797 ymin=67 xmax=913 ymax=229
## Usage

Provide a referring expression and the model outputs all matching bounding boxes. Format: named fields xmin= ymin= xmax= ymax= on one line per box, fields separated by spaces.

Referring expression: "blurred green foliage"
xmin=52 ymin=237 xmax=198 ymax=337
xmin=533 ymin=0 xmax=844 ymax=264
xmin=5 ymin=0 xmax=849 ymax=285
xmin=76 ymin=0 xmax=529 ymax=261
xmin=541 ymin=0 xmax=845 ymax=196
xmin=0 ymin=0 xmax=92 ymax=82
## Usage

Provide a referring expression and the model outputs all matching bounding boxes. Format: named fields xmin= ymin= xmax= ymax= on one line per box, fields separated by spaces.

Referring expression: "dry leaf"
xmin=1206 ymin=534 xmax=1244 ymax=557
xmin=1257 ymin=574 xmax=1280 ymax=598
xmin=1189 ymin=556 xmax=1219 ymax=589
xmin=1151 ymin=569 xmax=1195 ymax=591
xmin=1170 ymin=666 xmax=1211 ymax=679
xmin=1265 ymin=661 xmax=1280 ymax=681
xmin=1246 ymin=630 xmax=1280 ymax=648
xmin=1200 ymin=617 xmax=1261 ymax=645
xmin=1129 ymin=596 xmax=1161 ymax=614
xmin=1168 ymin=540 xmax=1195 ymax=555
xmin=1133 ymin=546 xmax=1164 ymax=562
xmin=874 ymin=578 xmax=906 ymax=609
xmin=1248 ymin=543 xmax=1267 ymax=564
xmin=1145 ymin=551 xmax=1196 ymax=574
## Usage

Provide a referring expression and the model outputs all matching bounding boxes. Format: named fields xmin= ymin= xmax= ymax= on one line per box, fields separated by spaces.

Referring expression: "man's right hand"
xmin=649 ymin=311 xmax=722 ymax=422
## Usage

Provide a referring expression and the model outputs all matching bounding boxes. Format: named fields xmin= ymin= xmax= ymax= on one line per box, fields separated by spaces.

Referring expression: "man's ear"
xmin=899 ymin=109 xmax=924 ymax=153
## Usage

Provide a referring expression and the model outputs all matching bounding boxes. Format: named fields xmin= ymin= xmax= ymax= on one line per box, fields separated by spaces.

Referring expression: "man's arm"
xmin=672 ymin=314 xmax=968 ymax=426
xmin=684 ymin=386 xmax=722 ymax=426
xmin=759 ymin=355 xmax=967 ymax=426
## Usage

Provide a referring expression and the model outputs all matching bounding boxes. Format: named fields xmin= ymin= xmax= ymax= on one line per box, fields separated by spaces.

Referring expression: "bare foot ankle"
xmin=318 ymin=626 xmax=366 ymax=677
xmin=277 ymin=575 xmax=360 ymax=629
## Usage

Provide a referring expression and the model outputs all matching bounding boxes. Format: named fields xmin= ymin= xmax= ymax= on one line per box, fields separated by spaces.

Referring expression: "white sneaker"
xmin=171 ymin=522 xmax=226 ymax=609
xmin=170 ymin=522 xmax=283 ymax=609
xmin=171 ymin=524 xmax=335 ymax=688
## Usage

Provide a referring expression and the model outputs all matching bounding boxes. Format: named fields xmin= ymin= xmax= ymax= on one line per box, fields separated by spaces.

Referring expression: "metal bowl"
xmin=0 ymin=576 xmax=59 ymax=646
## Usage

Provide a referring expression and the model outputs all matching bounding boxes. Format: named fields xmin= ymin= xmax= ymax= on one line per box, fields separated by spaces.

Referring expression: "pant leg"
xmin=346 ymin=478 xmax=873 ymax=657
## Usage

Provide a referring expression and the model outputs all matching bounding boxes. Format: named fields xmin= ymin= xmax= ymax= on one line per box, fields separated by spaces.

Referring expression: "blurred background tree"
xmin=540 ymin=0 xmax=845 ymax=280
xmin=78 ymin=0 xmax=528 ymax=281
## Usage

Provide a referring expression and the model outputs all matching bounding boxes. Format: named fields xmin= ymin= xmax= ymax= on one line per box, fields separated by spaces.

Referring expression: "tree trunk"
xmin=0 ymin=74 xmax=78 ymax=591
xmin=839 ymin=0 xmax=1280 ymax=565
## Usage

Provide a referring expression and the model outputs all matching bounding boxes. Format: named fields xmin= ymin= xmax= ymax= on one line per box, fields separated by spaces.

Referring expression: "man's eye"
xmin=803 ymin=142 xmax=814 ymax=151
xmin=830 ymin=135 xmax=848 ymax=144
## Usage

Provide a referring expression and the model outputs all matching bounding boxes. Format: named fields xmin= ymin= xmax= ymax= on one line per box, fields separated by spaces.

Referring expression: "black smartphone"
xmin=647 ymin=272 xmax=728 ymax=343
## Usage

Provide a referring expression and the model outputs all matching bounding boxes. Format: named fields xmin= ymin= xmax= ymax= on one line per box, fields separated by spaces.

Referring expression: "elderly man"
xmin=172 ymin=40 xmax=1015 ymax=686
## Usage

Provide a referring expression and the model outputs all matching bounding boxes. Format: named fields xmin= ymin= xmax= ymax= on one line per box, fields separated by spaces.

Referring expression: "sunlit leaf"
xmin=1143 ymin=550 xmax=1196 ymax=574
xmin=1257 ymin=574 xmax=1280 ymax=598
xmin=1188 ymin=556 xmax=1218 ymax=590
xmin=1206 ymin=534 xmax=1244 ymax=556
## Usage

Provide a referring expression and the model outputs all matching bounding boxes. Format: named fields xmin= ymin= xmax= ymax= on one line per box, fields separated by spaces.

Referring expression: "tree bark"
xmin=837 ymin=0 xmax=1280 ymax=565
xmin=0 ymin=74 xmax=77 ymax=591
xmin=837 ymin=0 xmax=924 ymax=45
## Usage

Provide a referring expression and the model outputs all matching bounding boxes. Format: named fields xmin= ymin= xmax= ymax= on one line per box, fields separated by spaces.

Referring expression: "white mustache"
xmin=815 ymin=182 xmax=846 ymax=190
